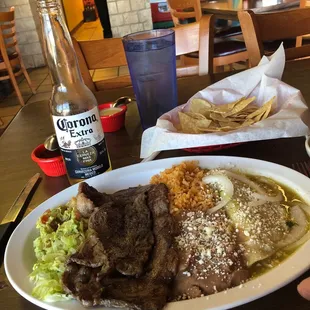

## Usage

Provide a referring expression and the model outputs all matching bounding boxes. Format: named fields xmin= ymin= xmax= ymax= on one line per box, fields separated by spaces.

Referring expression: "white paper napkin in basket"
xmin=140 ymin=45 xmax=310 ymax=158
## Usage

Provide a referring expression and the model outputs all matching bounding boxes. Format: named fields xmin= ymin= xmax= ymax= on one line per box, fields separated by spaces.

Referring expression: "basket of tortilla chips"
xmin=180 ymin=96 xmax=273 ymax=153
xmin=140 ymin=45 xmax=310 ymax=158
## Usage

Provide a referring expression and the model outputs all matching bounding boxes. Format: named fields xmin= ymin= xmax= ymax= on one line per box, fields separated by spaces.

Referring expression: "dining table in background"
xmin=1 ymin=57 xmax=310 ymax=309
xmin=201 ymin=0 xmax=300 ymax=20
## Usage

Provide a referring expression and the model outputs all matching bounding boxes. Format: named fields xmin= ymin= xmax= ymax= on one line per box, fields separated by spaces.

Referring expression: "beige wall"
xmin=62 ymin=0 xmax=84 ymax=32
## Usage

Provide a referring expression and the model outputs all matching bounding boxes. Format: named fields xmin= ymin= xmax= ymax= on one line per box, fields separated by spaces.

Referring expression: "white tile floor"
xmin=73 ymin=19 xmax=103 ymax=41
xmin=0 ymin=67 xmax=50 ymax=131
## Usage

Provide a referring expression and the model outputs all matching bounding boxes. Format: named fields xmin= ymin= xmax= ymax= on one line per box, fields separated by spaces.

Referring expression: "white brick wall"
xmin=5 ymin=0 xmax=28 ymax=5
xmin=107 ymin=2 xmax=117 ymax=15
xmin=138 ymin=9 xmax=151 ymax=23
xmin=110 ymin=14 xmax=124 ymax=27
xmin=145 ymin=0 xmax=151 ymax=9
xmin=130 ymin=0 xmax=145 ymax=10
xmin=143 ymin=20 xmax=153 ymax=30
xmin=116 ymin=0 xmax=131 ymax=13
xmin=123 ymin=12 xmax=139 ymax=25
xmin=118 ymin=25 xmax=132 ymax=37
xmin=20 ymin=42 xmax=42 ymax=56
xmin=130 ymin=23 xmax=144 ymax=33
xmin=22 ymin=55 xmax=35 ymax=68
xmin=0 ymin=0 xmax=45 ymax=68
xmin=16 ymin=30 xmax=39 ymax=44
xmin=33 ymin=53 xmax=45 ymax=67
xmin=108 ymin=0 xmax=152 ymax=38
xmin=14 ymin=4 xmax=32 ymax=18
xmin=15 ymin=17 xmax=36 ymax=31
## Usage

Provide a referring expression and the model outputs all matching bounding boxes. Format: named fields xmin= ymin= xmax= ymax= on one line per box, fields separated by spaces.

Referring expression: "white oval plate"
xmin=5 ymin=156 xmax=310 ymax=310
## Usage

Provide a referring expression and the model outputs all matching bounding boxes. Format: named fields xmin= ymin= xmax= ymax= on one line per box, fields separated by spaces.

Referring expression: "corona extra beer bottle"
xmin=37 ymin=0 xmax=111 ymax=184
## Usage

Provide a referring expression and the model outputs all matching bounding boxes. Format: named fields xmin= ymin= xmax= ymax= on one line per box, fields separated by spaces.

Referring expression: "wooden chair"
xmin=167 ymin=0 xmax=240 ymax=37
xmin=175 ymin=14 xmax=214 ymax=77
xmin=166 ymin=0 xmax=248 ymax=72
xmin=73 ymin=37 xmax=129 ymax=91
xmin=238 ymin=8 xmax=310 ymax=67
xmin=297 ymin=0 xmax=310 ymax=47
xmin=73 ymin=15 xmax=215 ymax=91
xmin=0 ymin=7 xmax=36 ymax=106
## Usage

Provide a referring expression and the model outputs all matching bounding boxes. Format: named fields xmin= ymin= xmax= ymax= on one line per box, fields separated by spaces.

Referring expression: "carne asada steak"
xmin=62 ymin=183 xmax=178 ymax=310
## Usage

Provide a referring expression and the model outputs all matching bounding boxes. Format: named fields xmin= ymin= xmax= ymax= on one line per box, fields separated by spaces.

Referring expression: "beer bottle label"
xmin=52 ymin=107 xmax=110 ymax=179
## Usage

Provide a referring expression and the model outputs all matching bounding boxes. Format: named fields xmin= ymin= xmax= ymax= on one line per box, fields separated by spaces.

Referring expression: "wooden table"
xmin=1 ymin=58 xmax=310 ymax=309
xmin=201 ymin=0 xmax=300 ymax=20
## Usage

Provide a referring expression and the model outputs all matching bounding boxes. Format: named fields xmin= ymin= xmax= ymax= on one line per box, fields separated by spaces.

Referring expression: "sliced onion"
xmin=283 ymin=204 xmax=310 ymax=251
xmin=220 ymin=170 xmax=266 ymax=194
xmin=203 ymin=174 xmax=234 ymax=214
xmin=284 ymin=231 xmax=310 ymax=252
xmin=220 ymin=170 xmax=282 ymax=202
xmin=277 ymin=205 xmax=308 ymax=249
xmin=252 ymin=176 xmax=283 ymax=202
xmin=299 ymin=203 xmax=310 ymax=217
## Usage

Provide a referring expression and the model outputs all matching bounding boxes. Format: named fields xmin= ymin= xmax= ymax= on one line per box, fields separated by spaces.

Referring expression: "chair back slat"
xmin=297 ymin=0 xmax=308 ymax=46
xmin=1 ymin=22 xmax=15 ymax=30
xmin=79 ymin=39 xmax=127 ymax=69
xmin=255 ymin=9 xmax=310 ymax=41
xmin=0 ymin=10 xmax=14 ymax=22
xmin=5 ymin=40 xmax=17 ymax=49
xmin=238 ymin=8 xmax=310 ymax=66
xmin=0 ymin=8 xmax=18 ymax=54
xmin=3 ymin=31 xmax=15 ymax=39
xmin=0 ymin=7 xmax=35 ymax=106
xmin=285 ymin=44 xmax=310 ymax=60
xmin=167 ymin=0 xmax=202 ymax=26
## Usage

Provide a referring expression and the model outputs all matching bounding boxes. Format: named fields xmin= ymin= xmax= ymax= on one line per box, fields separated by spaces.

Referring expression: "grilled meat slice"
xmin=69 ymin=234 xmax=109 ymax=269
xmin=76 ymin=182 xmax=112 ymax=218
xmin=62 ymin=183 xmax=178 ymax=310
xmin=89 ymin=192 xmax=154 ymax=277
xmin=62 ymin=263 xmax=103 ymax=307
xmin=112 ymin=185 xmax=151 ymax=205
xmin=100 ymin=277 xmax=169 ymax=310
xmin=145 ymin=184 xmax=178 ymax=281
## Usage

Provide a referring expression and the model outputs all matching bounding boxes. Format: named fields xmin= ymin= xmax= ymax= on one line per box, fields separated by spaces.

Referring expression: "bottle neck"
xmin=37 ymin=0 xmax=83 ymax=88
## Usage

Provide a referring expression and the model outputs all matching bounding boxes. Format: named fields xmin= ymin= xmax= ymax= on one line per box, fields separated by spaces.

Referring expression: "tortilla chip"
xmin=183 ymin=112 xmax=206 ymax=120
xmin=212 ymin=97 xmax=245 ymax=113
xmin=179 ymin=112 xmax=212 ymax=133
xmin=246 ymin=97 xmax=275 ymax=119
xmin=241 ymin=119 xmax=255 ymax=127
xmin=219 ymin=121 xmax=240 ymax=128
xmin=177 ymin=95 xmax=275 ymax=134
xmin=222 ymin=97 xmax=256 ymax=117
xmin=261 ymin=103 xmax=272 ymax=120
xmin=209 ymin=112 xmax=243 ymax=123
xmin=190 ymin=98 xmax=213 ymax=115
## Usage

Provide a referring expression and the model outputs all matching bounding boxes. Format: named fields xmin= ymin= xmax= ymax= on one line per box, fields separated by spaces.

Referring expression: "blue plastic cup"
xmin=122 ymin=29 xmax=178 ymax=130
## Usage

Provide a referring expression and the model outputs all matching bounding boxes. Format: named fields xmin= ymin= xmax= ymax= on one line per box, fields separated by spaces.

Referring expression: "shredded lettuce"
xmin=30 ymin=199 xmax=86 ymax=302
